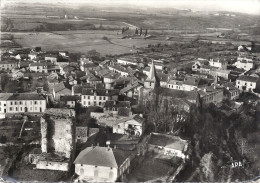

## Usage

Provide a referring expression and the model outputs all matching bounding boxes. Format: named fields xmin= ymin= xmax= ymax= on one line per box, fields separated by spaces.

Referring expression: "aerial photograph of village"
xmin=0 ymin=0 xmax=260 ymax=182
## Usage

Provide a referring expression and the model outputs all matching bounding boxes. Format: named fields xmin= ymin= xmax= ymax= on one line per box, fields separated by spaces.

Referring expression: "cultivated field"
xmin=9 ymin=30 xmax=175 ymax=55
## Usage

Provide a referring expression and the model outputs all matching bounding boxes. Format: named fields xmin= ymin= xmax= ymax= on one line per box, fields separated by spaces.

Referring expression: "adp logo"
xmin=221 ymin=157 xmax=244 ymax=169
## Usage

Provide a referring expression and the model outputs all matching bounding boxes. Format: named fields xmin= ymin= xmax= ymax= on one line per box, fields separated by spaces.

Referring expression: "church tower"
xmin=144 ymin=61 xmax=160 ymax=89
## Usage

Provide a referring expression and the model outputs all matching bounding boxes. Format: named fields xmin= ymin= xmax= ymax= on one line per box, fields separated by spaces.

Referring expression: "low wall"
xmin=36 ymin=160 xmax=69 ymax=171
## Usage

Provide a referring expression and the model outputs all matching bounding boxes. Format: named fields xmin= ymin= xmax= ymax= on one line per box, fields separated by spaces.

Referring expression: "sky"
xmin=2 ymin=0 xmax=260 ymax=15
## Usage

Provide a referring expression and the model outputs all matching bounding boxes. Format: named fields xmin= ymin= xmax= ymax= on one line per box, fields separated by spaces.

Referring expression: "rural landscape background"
xmin=1 ymin=0 xmax=260 ymax=182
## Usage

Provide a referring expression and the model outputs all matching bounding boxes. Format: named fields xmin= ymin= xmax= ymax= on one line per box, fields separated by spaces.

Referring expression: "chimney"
xmin=204 ymin=88 xmax=207 ymax=92
xmin=227 ymin=86 xmax=229 ymax=90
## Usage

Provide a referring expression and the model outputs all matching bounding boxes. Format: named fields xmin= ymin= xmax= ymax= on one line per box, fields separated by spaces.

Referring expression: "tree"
xmin=87 ymin=49 xmax=100 ymax=58
xmin=0 ymin=135 xmax=7 ymax=144
xmin=140 ymin=28 xmax=143 ymax=35
xmin=1 ymin=73 xmax=9 ymax=91
xmin=145 ymin=29 xmax=148 ymax=36
xmin=135 ymin=28 xmax=138 ymax=35
xmin=43 ymin=81 xmax=49 ymax=92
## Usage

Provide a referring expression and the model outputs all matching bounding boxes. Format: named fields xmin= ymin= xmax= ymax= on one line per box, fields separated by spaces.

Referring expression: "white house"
xmin=167 ymin=80 xmax=184 ymax=90
xmin=29 ymin=62 xmax=49 ymax=73
xmin=0 ymin=60 xmax=19 ymax=71
xmin=112 ymin=114 xmax=144 ymax=136
xmin=209 ymin=58 xmax=227 ymax=69
xmin=45 ymin=55 xmax=57 ymax=64
xmin=148 ymin=133 xmax=189 ymax=160
xmin=117 ymin=57 xmax=138 ymax=65
xmin=234 ymin=59 xmax=254 ymax=71
xmin=236 ymin=75 xmax=260 ymax=91
xmin=74 ymin=146 xmax=131 ymax=182
xmin=28 ymin=53 xmax=38 ymax=60
xmin=81 ymin=89 xmax=119 ymax=107
xmin=0 ymin=93 xmax=46 ymax=116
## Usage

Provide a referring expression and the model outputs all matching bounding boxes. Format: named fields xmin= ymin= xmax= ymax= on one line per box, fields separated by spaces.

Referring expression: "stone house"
xmin=198 ymin=85 xmax=224 ymax=105
xmin=74 ymin=146 xmax=131 ymax=182
xmin=236 ymin=75 xmax=260 ymax=92
xmin=81 ymin=88 xmax=119 ymax=107
xmin=0 ymin=93 xmax=46 ymax=115
xmin=148 ymin=133 xmax=189 ymax=160
xmin=112 ymin=114 xmax=144 ymax=136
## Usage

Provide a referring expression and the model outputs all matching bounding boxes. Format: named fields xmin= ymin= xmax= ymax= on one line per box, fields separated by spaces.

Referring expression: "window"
xmin=16 ymin=107 xmax=18 ymax=111
xmin=40 ymin=101 xmax=42 ymax=105
xmin=35 ymin=101 xmax=37 ymax=105
xmin=9 ymin=107 xmax=12 ymax=111
xmin=84 ymin=101 xmax=86 ymax=105
xmin=103 ymin=97 xmax=106 ymax=100
xmin=118 ymin=125 xmax=120 ymax=128
xmin=99 ymin=96 xmax=102 ymax=100
xmin=20 ymin=101 xmax=22 ymax=105
xmin=10 ymin=102 xmax=13 ymax=105
xmin=88 ymin=96 xmax=90 ymax=99
xmin=94 ymin=96 xmax=96 ymax=100
xmin=15 ymin=101 xmax=17 ymax=105
xmin=150 ymin=82 xmax=152 ymax=86
xmin=88 ymin=102 xmax=90 ymax=105
xmin=99 ymin=102 xmax=101 ymax=106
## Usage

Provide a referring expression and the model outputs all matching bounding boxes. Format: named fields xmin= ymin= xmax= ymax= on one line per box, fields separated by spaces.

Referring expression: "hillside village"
xmin=0 ymin=36 xmax=260 ymax=182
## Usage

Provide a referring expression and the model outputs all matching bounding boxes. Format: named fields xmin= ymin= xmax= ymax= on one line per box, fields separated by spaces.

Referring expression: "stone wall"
xmin=40 ymin=108 xmax=76 ymax=159
xmin=36 ymin=160 xmax=69 ymax=171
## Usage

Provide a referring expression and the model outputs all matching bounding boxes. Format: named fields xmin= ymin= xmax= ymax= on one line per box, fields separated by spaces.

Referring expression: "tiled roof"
xmin=74 ymin=146 xmax=131 ymax=168
xmin=76 ymin=126 xmax=88 ymax=137
xmin=103 ymin=73 xmax=120 ymax=79
xmin=237 ymin=75 xmax=259 ymax=82
xmin=45 ymin=108 xmax=75 ymax=117
xmin=83 ymin=63 xmax=98 ymax=68
xmin=120 ymin=82 xmax=142 ymax=94
xmin=30 ymin=62 xmax=50 ymax=67
xmin=198 ymin=85 xmax=223 ymax=97
xmin=7 ymin=93 xmax=45 ymax=101
xmin=114 ymin=114 xmax=144 ymax=125
xmin=149 ymin=133 xmax=188 ymax=151
xmin=0 ymin=93 xmax=13 ymax=101
xmin=0 ymin=60 xmax=18 ymax=65
xmin=52 ymin=82 xmax=71 ymax=95
xmin=60 ymin=95 xmax=80 ymax=101
xmin=168 ymin=79 xmax=183 ymax=85
xmin=82 ymin=89 xmax=119 ymax=96
xmin=72 ymin=85 xmax=83 ymax=94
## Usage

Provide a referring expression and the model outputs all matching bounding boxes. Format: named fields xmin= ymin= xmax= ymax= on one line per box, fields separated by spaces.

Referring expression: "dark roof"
xmin=82 ymin=89 xmax=119 ymax=96
xmin=237 ymin=75 xmax=259 ymax=82
xmin=60 ymin=95 xmax=80 ymax=101
xmin=157 ymin=73 xmax=168 ymax=82
xmin=83 ymin=63 xmax=98 ymax=68
xmin=104 ymin=101 xmax=131 ymax=109
xmin=72 ymin=85 xmax=83 ymax=94
xmin=7 ymin=93 xmax=45 ymax=101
